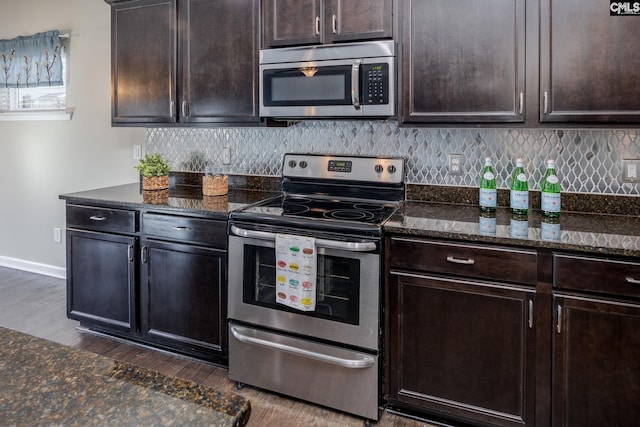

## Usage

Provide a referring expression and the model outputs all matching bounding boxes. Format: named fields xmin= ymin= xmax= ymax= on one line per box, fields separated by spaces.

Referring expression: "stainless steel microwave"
xmin=259 ymin=41 xmax=395 ymax=119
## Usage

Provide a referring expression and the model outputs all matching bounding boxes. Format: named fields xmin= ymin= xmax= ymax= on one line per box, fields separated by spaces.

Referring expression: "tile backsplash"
xmin=146 ymin=121 xmax=640 ymax=196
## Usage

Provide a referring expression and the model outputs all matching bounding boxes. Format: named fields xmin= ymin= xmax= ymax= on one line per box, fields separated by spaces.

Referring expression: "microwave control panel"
xmin=362 ymin=63 xmax=389 ymax=105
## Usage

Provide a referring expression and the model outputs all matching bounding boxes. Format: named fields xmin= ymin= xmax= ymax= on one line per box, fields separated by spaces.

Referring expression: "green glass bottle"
xmin=479 ymin=157 xmax=497 ymax=212
xmin=541 ymin=159 xmax=561 ymax=217
xmin=509 ymin=158 xmax=529 ymax=215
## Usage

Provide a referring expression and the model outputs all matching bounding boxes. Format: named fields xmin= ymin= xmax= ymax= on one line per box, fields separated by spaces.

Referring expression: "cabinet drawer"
xmin=390 ymin=237 xmax=537 ymax=285
xmin=67 ymin=205 xmax=137 ymax=234
xmin=142 ymin=213 xmax=227 ymax=249
xmin=554 ymin=254 xmax=640 ymax=299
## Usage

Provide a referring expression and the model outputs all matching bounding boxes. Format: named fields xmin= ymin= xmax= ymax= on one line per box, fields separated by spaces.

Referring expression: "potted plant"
xmin=135 ymin=153 xmax=171 ymax=190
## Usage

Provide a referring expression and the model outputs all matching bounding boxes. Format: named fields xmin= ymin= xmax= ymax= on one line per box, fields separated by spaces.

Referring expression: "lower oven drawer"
xmin=228 ymin=322 xmax=379 ymax=420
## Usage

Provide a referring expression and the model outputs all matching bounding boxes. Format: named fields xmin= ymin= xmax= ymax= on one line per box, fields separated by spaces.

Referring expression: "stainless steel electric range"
xmin=227 ymin=153 xmax=404 ymax=421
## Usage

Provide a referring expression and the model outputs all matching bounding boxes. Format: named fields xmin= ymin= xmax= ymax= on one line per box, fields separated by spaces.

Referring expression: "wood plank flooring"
xmin=0 ymin=266 xmax=434 ymax=427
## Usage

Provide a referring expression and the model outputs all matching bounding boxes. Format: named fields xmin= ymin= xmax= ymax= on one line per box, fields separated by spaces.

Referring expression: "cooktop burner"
xmin=240 ymin=195 xmax=399 ymax=226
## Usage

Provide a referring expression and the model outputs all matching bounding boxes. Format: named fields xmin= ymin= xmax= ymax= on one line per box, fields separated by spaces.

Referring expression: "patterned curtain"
xmin=0 ymin=30 xmax=63 ymax=88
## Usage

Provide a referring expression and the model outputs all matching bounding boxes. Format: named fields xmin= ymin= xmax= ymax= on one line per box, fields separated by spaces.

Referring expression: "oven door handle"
xmin=230 ymin=325 xmax=375 ymax=369
xmin=230 ymin=225 xmax=377 ymax=252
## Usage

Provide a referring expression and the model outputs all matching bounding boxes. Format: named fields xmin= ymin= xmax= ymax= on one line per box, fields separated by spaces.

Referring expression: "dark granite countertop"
xmin=0 ymin=326 xmax=250 ymax=426
xmin=385 ymin=201 xmax=640 ymax=258
xmin=59 ymin=180 xmax=278 ymax=220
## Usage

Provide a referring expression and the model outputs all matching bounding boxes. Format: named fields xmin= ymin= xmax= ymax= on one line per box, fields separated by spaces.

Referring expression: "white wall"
xmin=0 ymin=0 xmax=144 ymax=276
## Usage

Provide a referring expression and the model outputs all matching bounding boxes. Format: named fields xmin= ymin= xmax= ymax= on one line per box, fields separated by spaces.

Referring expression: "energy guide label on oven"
xmin=275 ymin=234 xmax=317 ymax=312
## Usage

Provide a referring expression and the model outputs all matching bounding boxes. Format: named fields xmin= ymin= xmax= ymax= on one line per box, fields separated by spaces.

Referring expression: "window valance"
xmin=0 ymin=30 xmax=63 ymax=88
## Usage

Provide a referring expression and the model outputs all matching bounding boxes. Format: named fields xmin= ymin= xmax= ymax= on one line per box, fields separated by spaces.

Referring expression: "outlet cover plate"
xmin=622 ymin=159 xmax=640 ymax=183
xmin=449 ymin=154 xmax=463 ymax=176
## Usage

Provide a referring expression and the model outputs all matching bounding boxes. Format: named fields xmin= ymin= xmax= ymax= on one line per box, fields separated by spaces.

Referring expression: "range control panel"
xmin=283 ymin=154 xmax=404 ymax=184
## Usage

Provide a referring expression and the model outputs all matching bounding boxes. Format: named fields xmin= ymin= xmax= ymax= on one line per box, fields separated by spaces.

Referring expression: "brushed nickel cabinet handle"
xmin=128 ymin=245 xmax=134 ymax=262
xmin=556 ymin=305 xmax=562 ymax=333
xmin=332 ymin=14 xmax=337 ymax=34
xmin=519 ymin=92 xmax=524 ymax=115
xmin=141 ymin=246 xmax=148 ymax=264
xmin=626 ymin=277 xmax=640 ymax=285
xmin=528 ymin=300 xmax=534 ymax=328
xmin=543 ymin=91 xmax=549 ymax=114
xmin=89 ymin=215 xmax=106 ymax=221
xmin=315 ymin=16 xmax=320 ymax=35
xmin=170 ymin=101 xmax=175 ymax=116
xmin=446 ymin=256 xmax=475 ymax=265
xmin=181 ymin=101 xmax=189 ymax=118
xmin=171 ymin=226 xmax=191 ymax=231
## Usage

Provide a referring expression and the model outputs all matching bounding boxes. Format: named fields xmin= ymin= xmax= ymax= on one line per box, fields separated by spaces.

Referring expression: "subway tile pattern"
xmin=146 ymin=121 xmax=640 ymax=195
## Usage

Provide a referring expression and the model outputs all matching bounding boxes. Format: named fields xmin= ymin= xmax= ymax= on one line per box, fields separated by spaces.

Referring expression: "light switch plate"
xmin=622 ymin=159 xmax=640 ymax=183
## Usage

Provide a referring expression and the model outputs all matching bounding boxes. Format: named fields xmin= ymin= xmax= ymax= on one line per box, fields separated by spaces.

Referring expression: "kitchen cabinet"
xmin=400 ymin=0 xmax=526 ymax=124
xmin=551 ymin=254 xmax=640 ymax=426
xmin=386 ymin=237 xmax=537 ymax=426
xmin=66 ymin=205 xmax=138 ymax=334
xmin=540 ymin=0 xmax=640 ymax=123
xmin=262 ymin=0 xmax=392 ymax=48
xmin=64 ymin=202 xmax=229 ymax=363
xmin=140 ymin=213 xmax=227 ymax=360
xmin=108 ymin=0 xmax=261 ymax=126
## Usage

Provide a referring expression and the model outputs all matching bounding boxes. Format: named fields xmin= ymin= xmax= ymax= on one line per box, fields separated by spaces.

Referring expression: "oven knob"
xmin=299 ymin=160 xmax=308 ymax=169
xmin=288 ymin=160 xmax=297 ymax=168
xmin=374 ymin=164 xmax=384 ymax=174
xmin=387 ymin=165 xmax=397 ymax=174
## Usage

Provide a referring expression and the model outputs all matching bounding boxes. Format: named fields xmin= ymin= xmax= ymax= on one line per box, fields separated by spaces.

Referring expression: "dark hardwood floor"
xmin=0 ymin=266 xmax=432 ymax=427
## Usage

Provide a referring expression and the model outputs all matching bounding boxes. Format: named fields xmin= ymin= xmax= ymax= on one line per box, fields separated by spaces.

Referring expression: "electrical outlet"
xmin=449 ymin=154 xmax=463 ymax=176
xmin=622 ymin=159 xmax=640 ymax=182
xmin=53 ymin=227 xmax=62 ymax=243
xmin=133 ymin=145 xmax=142 ymax=160
xmin=222 ymin=147 xmax=231 ymax=165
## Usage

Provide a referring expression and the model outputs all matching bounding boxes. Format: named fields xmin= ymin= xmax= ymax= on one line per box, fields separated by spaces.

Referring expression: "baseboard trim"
xmin=0 ymin=256 xmax=66 ymax=280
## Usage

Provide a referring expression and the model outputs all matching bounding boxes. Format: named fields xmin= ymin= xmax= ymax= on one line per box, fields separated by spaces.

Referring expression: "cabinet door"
xmin=540 ymin=0 xmax=640 ymax=123
xmin=401 ymin=0 xmax=526 ymax=124
xmin=66 ymin=229 xmax=137 ymax=333
xmin=552 ymin=295 xmax=640 ymax=426
xmin=387 ymin=272 xmax=535 ymax=426
xmin=111 ymin=0 xmax=177 ymax=124
xmin=262 ymin=0 xmax=322 ymax=47
xmin=141 ymin=239 xmax=226 ymax=359
xmin=325 ymin=0 xmax=392 ymax=43
xmin=179 ymin=0 xmax=261 ymax=124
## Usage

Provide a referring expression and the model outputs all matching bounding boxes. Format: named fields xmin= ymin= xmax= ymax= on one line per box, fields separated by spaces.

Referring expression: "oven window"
xmin=243 ymin=245 xmax=360 ymax=325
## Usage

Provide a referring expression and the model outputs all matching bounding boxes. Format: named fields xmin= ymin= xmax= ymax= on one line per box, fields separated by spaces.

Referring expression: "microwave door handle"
xmin=230 ymin=225 xmax=376 ymax=252
xmin=351 ymin=60 xmax=361 ymax=110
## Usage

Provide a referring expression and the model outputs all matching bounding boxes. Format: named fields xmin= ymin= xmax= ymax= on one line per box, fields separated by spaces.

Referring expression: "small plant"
xmin=135 ymin=153 xmax=171 ymax=177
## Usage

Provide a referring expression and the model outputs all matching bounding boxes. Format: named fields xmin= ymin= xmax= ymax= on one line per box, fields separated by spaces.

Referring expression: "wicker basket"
xmin=142 ymin=189 xmax=169 ymax=204
xmin=202 ymin=174 xmax=228 ymax=196
xmin=142 ymin=175 xmax=169 ymax=191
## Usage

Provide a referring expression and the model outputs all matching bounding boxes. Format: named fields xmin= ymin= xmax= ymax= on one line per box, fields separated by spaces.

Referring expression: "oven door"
xmin=228 ymin=225 xmax=380 ymax=351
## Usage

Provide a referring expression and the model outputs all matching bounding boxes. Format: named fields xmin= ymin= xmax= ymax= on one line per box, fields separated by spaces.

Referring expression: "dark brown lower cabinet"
xmin=140 ymin=238 xmax=226 ymax=361
xmin=552 ymin=295 xmax=640 ymax=426
xmin=67 ymin=229 xmax=138 ymax=334
xmin=387 ymin=272 xmax=536 ymax=427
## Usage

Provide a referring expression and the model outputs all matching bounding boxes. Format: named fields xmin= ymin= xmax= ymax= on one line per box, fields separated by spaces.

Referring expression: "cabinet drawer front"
xmin=390 ymin=238 xmax=537 ymax=285
xmin=142 ymin=213 xmax=227 ymax=248
xmin=67 ymin=205 xmax=137 ymax=234
xmin=554 ymin=254 xmax=640 ymax=299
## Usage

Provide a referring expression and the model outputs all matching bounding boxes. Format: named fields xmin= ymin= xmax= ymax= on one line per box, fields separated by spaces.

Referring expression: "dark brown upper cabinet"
xmin=539 ymin=0 xmax=640 ymax=124
xmin=109 ymin=0 xmax=261 ymax=126
xmin=262 ymin=0 xmax=393 ymax=48
xmin=400 ymin=0 xmax=526 ymax=124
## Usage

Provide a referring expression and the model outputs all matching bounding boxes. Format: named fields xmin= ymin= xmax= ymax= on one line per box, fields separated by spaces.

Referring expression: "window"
xmin=0 ymin=30 xmax=71 ymax=120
